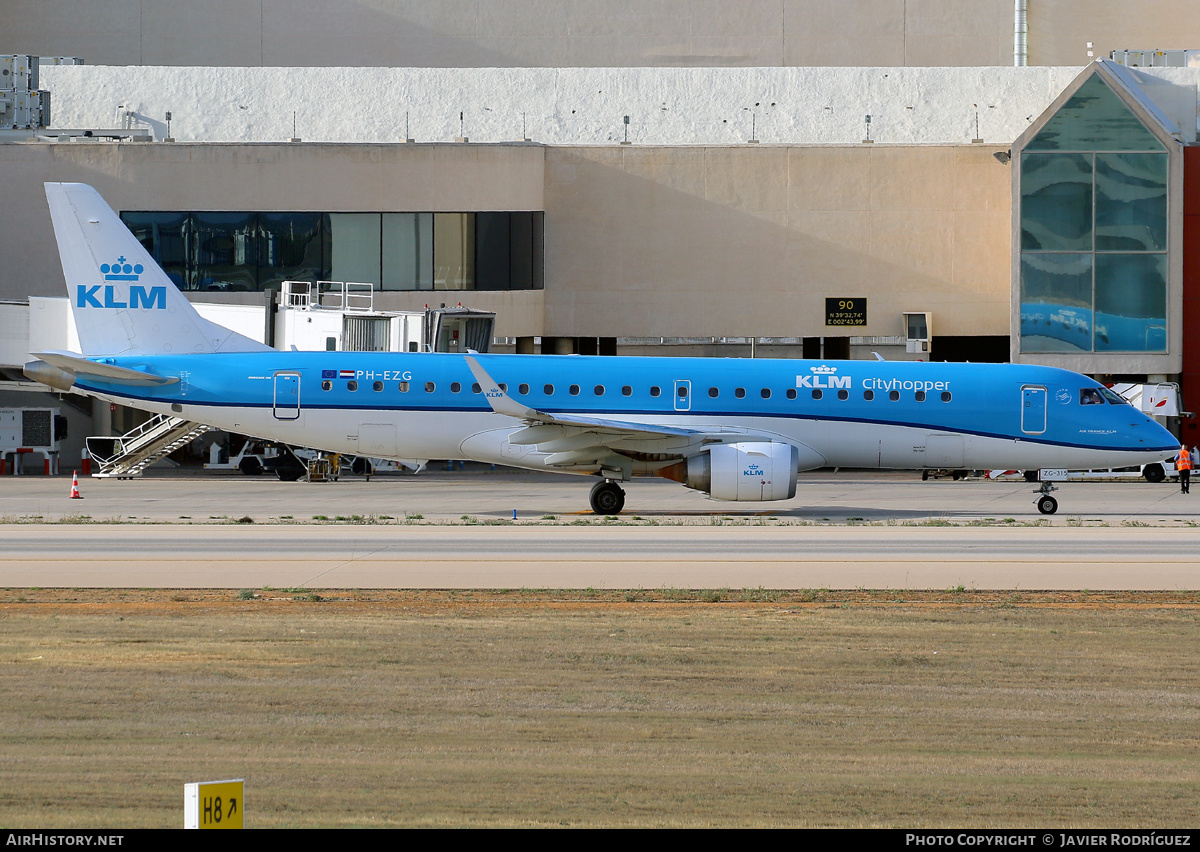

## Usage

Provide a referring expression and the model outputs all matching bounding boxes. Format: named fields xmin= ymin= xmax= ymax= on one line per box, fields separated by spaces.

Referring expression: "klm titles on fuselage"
xmin=795 ymin=366 xmax=950 ymax=394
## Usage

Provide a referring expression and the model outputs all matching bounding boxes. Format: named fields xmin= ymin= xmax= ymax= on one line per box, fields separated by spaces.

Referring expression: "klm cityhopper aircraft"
xmin=27 ymin=183 xmax=1178 ymax=515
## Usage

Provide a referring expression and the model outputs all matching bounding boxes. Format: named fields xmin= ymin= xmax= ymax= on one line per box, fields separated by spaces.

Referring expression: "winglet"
xmin=464 ymin=355 xmax=540 ymax=419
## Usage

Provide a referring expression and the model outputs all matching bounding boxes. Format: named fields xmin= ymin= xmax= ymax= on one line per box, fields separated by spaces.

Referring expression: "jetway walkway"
xmin=85 ymin=414 xmax=211 ymax=478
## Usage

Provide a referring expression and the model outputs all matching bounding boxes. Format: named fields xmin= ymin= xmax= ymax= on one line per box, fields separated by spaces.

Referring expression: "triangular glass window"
xmin=1026 ymin=73 xmax=1165 ymax=152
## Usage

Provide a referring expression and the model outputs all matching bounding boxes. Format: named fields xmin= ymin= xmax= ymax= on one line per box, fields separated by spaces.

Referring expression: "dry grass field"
xmin=2 ymin=589 xmax=1199 ymax=828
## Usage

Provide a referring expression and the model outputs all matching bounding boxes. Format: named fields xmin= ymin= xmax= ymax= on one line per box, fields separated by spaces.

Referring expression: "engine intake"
xmin=664 ymin=442 xmax=801 ymax=502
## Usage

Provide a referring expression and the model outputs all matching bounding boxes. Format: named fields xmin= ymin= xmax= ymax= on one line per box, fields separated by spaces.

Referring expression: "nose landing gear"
xmin=589 ymin=480 xmax=626 ymax=514
xmin=1034 ymin=481 xmax=1058 ymax=515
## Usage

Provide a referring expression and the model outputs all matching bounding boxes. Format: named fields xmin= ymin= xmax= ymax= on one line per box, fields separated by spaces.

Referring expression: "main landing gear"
xmin=589 ymin=480 xmax=626 ymax=514
xmin=1034 ymin=481 xmax=1058 ymax=515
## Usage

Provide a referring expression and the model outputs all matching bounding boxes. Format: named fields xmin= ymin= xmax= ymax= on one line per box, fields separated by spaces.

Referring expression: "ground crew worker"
xmin=1176 ymin=444 xmax=1191 ymax=495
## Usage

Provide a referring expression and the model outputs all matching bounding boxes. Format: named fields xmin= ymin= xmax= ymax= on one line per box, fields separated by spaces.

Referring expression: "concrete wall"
xmin=7 ymin=1 xmax=1197 ymax=68
xmin=0 ymin=139 xmax=1010 ymax=345
xmin=40 ymin=65 xmax=1083 ymax=147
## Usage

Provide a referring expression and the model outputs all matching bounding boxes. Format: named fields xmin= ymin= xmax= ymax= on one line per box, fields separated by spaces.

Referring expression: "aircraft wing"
xmin=464 ymin=355 xmax=766 ymax=468
xmin=29 ymin=350 xmax=179 ymax=386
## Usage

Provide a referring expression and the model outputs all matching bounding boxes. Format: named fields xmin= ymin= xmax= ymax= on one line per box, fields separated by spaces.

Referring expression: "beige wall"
xmin=0 ymin=139 xmax=1010 ymax=343
xmin=543 ymin=145 xmax=1012 ymax=340
xmin=0 ymin=141 xmax=548 ymax=337
xmin=5 ymin=0 xmax=1195 ymax=68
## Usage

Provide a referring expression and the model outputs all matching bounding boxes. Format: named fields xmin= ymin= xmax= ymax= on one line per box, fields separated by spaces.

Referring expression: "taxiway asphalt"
xmin=1 ymin=468 xmax=1198 ymax=590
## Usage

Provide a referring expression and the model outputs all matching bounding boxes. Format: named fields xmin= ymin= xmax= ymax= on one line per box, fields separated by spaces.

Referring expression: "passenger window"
xmin=373 ymin=381 xmax=383 ymax=392
xmin=594 ymin=385 xmax=604 ymax=396
xmin=864 ymin=390 xmax=874 ymax=401
xmin=811 ymin=389 xmax=822 ymax=400
xmin=544 ymin=384 xmax=554 ymax=395
xmin=518 ymin=383 xmax=529 ymax=394
xmin=941 ymin=391 xmax=952 ymax=402
xmin=622 ymin=386 xmax=632 ymax=396
xmin=425 ymin=381 xmax=435 ymax=393
xmin=398 ymin=381 xmax=409 ymax=392
xmin=347 ymin=380 xmax=358 ymax=391
xmin=837 ymin=389 xmax=848 ymax=400
xmin=472 ymin=383 xmax=481 ymax=394
xmin=650 ymin=386 xmax=661 ymax=397
xmin=321 ymin=380 xmax=332 ymax=391
xmin=677 ymin=386 xmax=688 ymax=398
xmin=761 ymin=388 xmax=771 ymax=399
xmin=569 ymin=385 xmax=580 ymax=396
xmin=889 ymin=390 xmax=900 ymax=401
xmin=735 ymin=388 xmax=746 ymax=399
xmin=708 ymin=387 xmax=719 ymax=398
xmin=450 ymin=382 xmax=461 ymax=393
xmin=498 ymin=383 xmax=507 ymax=392
xmin=915 ymin=390 xmax=926 ymax=402
xmin=786 ymin=388 xmax=797 ymax=400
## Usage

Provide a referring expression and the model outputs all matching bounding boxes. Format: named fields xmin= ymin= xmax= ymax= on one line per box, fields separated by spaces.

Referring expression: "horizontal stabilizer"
xmin=29 ymin=351 xmax=179 ymax=386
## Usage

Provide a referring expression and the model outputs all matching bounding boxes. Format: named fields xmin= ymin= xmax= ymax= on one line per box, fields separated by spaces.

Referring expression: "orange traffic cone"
xmin=69 ymin=470 xmax=83 ymax=499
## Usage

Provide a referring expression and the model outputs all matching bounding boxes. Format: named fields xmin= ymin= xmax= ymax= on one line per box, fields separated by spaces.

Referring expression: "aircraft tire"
xmin=589 ymin=480 xmax=626 ymax=514
xmin=1036 ymin=495 xmax=1058 ymax=515
xmin=238 ymin=456 xmax=263 ymax=476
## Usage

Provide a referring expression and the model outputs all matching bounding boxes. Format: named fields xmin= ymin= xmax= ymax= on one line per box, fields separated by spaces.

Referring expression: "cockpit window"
xmin=1099 ymin=387 xmax=1127 ymax=405
xmin=1080 ymin=388 xmax=1104 ymax=405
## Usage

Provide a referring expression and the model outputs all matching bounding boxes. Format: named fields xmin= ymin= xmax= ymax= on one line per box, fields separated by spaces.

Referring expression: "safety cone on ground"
xmin=69 ymin=470 xmax=83 ymax=499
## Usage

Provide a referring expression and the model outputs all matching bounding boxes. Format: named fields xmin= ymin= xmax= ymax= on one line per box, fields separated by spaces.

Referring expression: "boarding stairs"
xmin=86 ymin=414 xmax=212 ymax=478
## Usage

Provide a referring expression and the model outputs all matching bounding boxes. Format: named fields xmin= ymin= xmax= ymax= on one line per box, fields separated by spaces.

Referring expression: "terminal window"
xmin=1018 ymin=72 xmax=1168 ymax=354
xmin=121 ymin=209 xmax=544 ymax=293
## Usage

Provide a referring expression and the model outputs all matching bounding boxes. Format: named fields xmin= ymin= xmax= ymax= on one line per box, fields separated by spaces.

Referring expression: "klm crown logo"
xmin=100 ymin=256 xmax=144 ymax=281
xmin=77 ymin=256 xmax=166 ymax=310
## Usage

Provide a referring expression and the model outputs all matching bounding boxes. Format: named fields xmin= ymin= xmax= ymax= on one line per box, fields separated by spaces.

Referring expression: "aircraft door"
xmin=273 ymin=371 xmax=301 ymax=420
xmin=1021 ymin=385 xmax=1046 ymax=434
xmin=674 ymin=380 xmax=691 ymax=412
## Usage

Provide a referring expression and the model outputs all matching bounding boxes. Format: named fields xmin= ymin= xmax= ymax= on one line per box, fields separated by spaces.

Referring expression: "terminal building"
xmin=2 ymin=2 xmax=1200 ymax=466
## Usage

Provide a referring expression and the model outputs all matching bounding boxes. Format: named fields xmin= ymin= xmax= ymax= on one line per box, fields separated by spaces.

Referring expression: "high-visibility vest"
xmin=1178 ymin=449 xmax=1192 ymax=471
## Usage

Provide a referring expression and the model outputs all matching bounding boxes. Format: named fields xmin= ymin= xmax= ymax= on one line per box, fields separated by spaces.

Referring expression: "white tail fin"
xmin=45 ymin=182 xmax=271 ymax=356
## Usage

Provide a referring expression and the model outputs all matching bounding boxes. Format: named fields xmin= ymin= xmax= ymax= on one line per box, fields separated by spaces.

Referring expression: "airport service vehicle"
xmin=25 ymin=183 xmax=1179 ymax=514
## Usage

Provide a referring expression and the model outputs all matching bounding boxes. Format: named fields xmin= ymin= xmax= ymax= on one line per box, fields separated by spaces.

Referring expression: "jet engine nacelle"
xmin=682 ymin=441 xmax=800 ymax=501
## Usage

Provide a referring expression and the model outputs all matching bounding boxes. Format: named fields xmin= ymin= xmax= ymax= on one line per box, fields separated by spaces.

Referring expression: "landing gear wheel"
xmin=1037 ymin=495 xmax=1058 ymax=515
xmin=589 ymin=480 xmax=626 ymax=514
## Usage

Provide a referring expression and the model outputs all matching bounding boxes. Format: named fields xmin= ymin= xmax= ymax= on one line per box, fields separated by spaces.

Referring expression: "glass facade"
xmin=1019 ymin=73 xmax=1168 ymax=354
xmin=121 ymin=210 xmax=544 ymax=293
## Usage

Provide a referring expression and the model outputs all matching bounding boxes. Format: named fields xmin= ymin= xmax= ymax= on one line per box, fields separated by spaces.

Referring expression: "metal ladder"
xmin=86 ymin=414 xmax=212 ymax=478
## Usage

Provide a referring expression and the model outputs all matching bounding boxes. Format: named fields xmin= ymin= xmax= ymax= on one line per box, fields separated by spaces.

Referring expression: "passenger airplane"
xmin=26 ymin=183 xmax=1178 ymax=515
